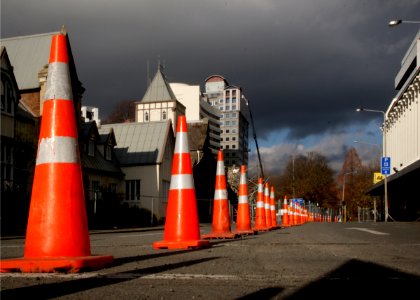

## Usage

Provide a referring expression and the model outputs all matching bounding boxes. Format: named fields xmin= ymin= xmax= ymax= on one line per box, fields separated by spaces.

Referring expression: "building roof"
xmin=188 ymin=119 xmax=209 ymax=165
xmin=79 ymin=121 xmax=123 ymax=177
xmin=141 ymin=66 xmax=177 ymax=103
xmin=100 ymin=121 xmax=173 ymax=166
xmin=1 ymin=46 xmax=21 ymax=102
xmin=205 ymin=75 xmax=228 ymax=84
xmin=1 ymin=32 xmax=58 ymax=90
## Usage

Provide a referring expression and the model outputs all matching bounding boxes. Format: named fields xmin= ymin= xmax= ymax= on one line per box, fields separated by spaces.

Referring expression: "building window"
xmin=232 ymin=121 xmax=237 ymax=126
xmin=1 ymin=143 xmax=13 ymax=191
xmin=1 ymin=80 xmax=15 ymax=115
xmin=232 ymin=145 xmax=236 ymax=149
xmin=225 ymin=121 xmax=230 ymax=126
xmin=219 ymin=106 xmax=223 ymax=111
xmin=125 ymin=179 xmax=141 ymax=201
xmin=226 ymin=145 xmax=230 ymax=149
xmin=88 ymin=139 xmax=95 ymax=157
xmin=226 ymin=98 xmax=230 ymax=103
xmin=232 ymin=98 xmax=237 ymax=103
xmin=225 ymin=113 xmax=230 ymax=118
xmin=225 ymin=106 xmax=230 ymax=110
xmin=219 ymin=99 xmax=223 ymax=103
xmin=162 ymin=110 xmax=167 ymax=120
xmin=232 ymin=113 xmax=237 ymax=118
xmin=145 ymin=111 xmax=149 ymax=121
xmin=232 ymin=137 xmax=236 ymax=141
xmin=226 ymin=129 xmax=229 ymax=133
xmin=232 ymin=105 xmax=237 ymax=110
xmin=226 ymin=137 xmax=230 ymax=141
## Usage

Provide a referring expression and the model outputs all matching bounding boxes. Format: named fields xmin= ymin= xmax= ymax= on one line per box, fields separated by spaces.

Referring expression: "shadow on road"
xmin=0 ymin=257 xmax=220 ymax=300
xmin=236 ymin=287 xmax=284 ymax=300
xmin=236 ymin=258 xmax=420 ymax=300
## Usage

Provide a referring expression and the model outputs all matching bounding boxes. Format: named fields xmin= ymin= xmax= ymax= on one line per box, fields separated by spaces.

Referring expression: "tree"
xmin=338 ymin=147 xmax=378 ymax=220
xmin=102 ymin=100 xmax=136 ymax=124
xmin=278 ymin=151 xmax=338 ymax=208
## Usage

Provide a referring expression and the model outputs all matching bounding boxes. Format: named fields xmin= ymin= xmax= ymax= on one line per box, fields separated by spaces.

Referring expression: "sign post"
xmin=381 ymin=157 xmax=391 ymax=175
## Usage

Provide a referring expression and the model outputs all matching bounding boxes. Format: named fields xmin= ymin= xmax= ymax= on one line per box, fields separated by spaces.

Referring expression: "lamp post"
xmin=356 ymin=108 xmax=389 ymax=222
xmin=388 ymin=20 xmax=420 ymax=27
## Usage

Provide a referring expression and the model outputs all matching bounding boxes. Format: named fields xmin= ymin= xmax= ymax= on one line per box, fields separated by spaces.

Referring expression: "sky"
xmin=2 ymin=0 xmax=420 ymax=176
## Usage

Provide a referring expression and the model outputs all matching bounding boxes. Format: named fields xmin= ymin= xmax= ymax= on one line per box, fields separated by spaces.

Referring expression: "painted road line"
xmin=346 ymin=227 xmax=389 ymax=235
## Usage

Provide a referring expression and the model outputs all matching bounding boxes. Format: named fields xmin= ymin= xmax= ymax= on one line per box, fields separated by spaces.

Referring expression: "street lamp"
xmin=388 ymin=19 xmax=420 ymax=27
xmin=342 ymin=171 xmax=356 ymax=222
xmin=356 ymin=107 xmax=390 ymax=222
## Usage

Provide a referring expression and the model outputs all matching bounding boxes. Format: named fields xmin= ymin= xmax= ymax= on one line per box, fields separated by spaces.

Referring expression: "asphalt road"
xmin=1 ymin=222 xmax=420 ymax=299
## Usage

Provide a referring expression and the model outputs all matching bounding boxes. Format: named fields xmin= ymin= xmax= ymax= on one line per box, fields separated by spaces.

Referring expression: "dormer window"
xmin=144 ymin=111 xmax=149 ymax=122
xmin=162 ymin=110 xmax=167 ymax=120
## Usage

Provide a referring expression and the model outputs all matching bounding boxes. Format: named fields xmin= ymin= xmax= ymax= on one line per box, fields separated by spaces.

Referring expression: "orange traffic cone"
xmin=252 ymin=178 xmax=268 ymax=231
xmin=233 ymin=165 xmax=255 ymax=235
xmin=203 ymin=150 xmax=237 ymax=239
xmin=0 ymin=33 xmax=113 ymax=273
xmin=281 ymin=196 xmax=290 ymax=228
xmin=270 ymin=185 xmax=278 ymax=229
xmin=264 ymin=182 xmax=273 ymax=229
xmin=153 ymin=115 xmax=210 ymax=250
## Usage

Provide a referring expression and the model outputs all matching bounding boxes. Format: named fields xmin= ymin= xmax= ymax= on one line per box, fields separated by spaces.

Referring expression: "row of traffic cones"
xmin=0 ymin=32 xmax=330 ymax=274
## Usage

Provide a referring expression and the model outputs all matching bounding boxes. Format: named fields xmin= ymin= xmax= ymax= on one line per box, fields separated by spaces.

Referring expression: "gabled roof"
xmin=141 ymin=66 xmax=177 ymax=103
xmin=80 ymin=121 xmax=100 ymax=143
xmin=79 ymin=121 xmax=123 ymax=177
xmin=98 ymin=127 xmax=117 ymax=146
xmin=100 ymin=121 xmax=173 ymax=166
xmin=1 ymin=31 xmax=79 ymax=91
xmin=1 ymin=32 xmax=57 ymax=90
xmin=1 ymin=46 xmax=21 ymax=102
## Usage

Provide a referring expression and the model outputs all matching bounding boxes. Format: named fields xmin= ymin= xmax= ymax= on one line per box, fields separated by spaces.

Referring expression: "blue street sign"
xmin=381 ymin=157 xmax=391 ymax=175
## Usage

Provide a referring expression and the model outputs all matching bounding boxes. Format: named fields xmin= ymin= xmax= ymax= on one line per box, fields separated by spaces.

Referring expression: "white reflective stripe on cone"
xmin=174 ymin=132 xmax=189 ymax=154
xmin=265 ymin=203 xmax=270 ymax=209
xmin=36 ymin=136 xmax=79 ymax=165
xmin=271 ymin=205 xmax=276 ymax=210
xmin=170 ymin=174 xmax=194 ymax=190
xmin=256 ymin=202 xmax=264 ymax=208
xmin=240 ymin=174 xmax=246 ymax=184
xmin=44 ymin=63 xmax=73 ymax=101
xmin=214 ymin=189 xmax=228 ymax=200
xmin=258 ymin=184 xmax=263 ymax=193
xmin=216 ymin=161 xmax=225 ymax=175
xmin=238 ymin=195 xmax=248 ymax=204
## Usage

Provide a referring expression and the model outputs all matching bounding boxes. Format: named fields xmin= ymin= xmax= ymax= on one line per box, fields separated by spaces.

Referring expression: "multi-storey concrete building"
xmin=204 ymin=75 xmax=249 ymax=168
xmin=170 ymin=82 xmax=221 ymax=156
xmin=368 ymin=29 xmax=420 ymax=221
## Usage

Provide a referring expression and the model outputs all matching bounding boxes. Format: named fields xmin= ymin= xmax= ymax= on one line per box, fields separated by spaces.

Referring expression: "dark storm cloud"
xmin=2 ymin=0 xmax=420 ymax=143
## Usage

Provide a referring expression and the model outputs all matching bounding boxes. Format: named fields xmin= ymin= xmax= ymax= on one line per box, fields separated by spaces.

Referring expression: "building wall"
xmin=121 ymin=158 xmax=172 ymax=221
xmin=385 ymin=73 xmax=420 ymax=174
xmin=170 ymin=83 xmax=200 ymax=121
xmin=204 ymin=80 xmax=250 ymax=167
xmin=136 ymin=100 xmax=185 ymax=134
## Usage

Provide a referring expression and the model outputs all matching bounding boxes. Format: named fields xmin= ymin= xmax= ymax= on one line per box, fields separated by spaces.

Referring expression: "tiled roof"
xmin=100 ymin=121 xmax=172 ymax=166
